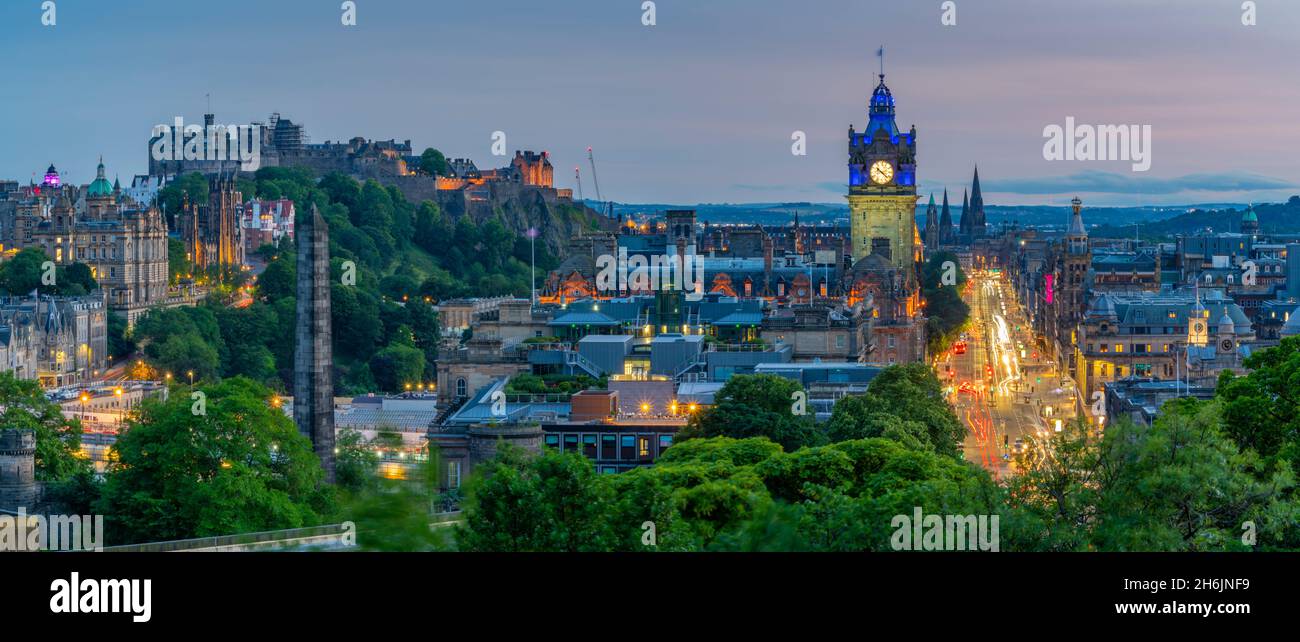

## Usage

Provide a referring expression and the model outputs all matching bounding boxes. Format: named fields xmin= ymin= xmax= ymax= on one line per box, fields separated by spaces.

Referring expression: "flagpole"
xmin=528 ymin=227 xmax=538 ymax=306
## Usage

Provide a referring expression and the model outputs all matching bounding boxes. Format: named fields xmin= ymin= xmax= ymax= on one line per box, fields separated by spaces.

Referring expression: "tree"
xmin=1003 ymin=419 xmax=1106 ymax=551
xmin=56 ymin=262 xmax=98 ymax=295
xmin=1218 ymin=336 xmax=1300 ymax=463
xmin=921 ymin=251 xmax=970 ymax=352
xmin=1008 ymin=403 xmax=1296 ymax=552
xmin=1091 ymin=400 xmax=1292 ymax=551
xmin=458 ymin=446 xmax=612 ymax=552
xmin=96 ymin=377 xmax=334 ymax=544
xmin=155 ymin=172 xmax=209 ymax=230
xmin=419 ymin=148 xmax=449 ymax=177
xmin=257 ymin=253 xmax=296 ymax=302
xmin=677 ymin=374 xmax=825 ymax=452
xmin=332 ymin=285 xmax=383 ymax=361
xmin=334 ymin=429 xmax=378 ymax=494
xmin=167 ymin=238 xmax=191 ymax=283
xmin=106 ymin=311 xmax=135 ymax=361
xmin=407 ymin=302 xmax=440 ymax=379
xmin=452 ymin=435 xmax=1012 ymax=552
xmin=0 ymin=248 xmax=51 ymax=295
xmin=825 ymin=395 xmax=933 ymax=451
xmin=413 ymin=201 xmax=447 ymax=253
xmin=318 ymin=173 xmax=361 ymax=213
xmin=154 ymin=333 xmax=221 ymax=383
xmin=368 ymin=344 xmax=425 ymax=392
xmin=0 ymin=373 xmax=88 ymax=482
xmin=850 ymin=363 xmax=966 ymax=458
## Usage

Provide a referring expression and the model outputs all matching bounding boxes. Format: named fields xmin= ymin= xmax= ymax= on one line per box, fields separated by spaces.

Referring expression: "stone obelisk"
xmin=294 ymin=204 xmax=335 ymax=482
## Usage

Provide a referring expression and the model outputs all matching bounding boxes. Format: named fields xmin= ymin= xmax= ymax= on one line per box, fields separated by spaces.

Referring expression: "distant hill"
xmin=605 ymin=201 xmax=845 ymax=226
xmin=1091 ymin=196 xmax=1300 ymax=239
xmin=601 ymin=199 xmax=1290 ymax=235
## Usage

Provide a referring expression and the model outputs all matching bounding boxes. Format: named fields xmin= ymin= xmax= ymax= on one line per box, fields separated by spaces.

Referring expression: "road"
xmin=935 ymin=270 xmax=1079 ymax=478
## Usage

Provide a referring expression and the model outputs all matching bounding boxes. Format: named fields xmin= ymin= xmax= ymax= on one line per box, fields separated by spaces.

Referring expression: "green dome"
xmin=1242 ymin=206 xmax=1258 ymax=223
xmin=87 ymin=177 xmax=113 ymax=197
xmin=87 ymin=158 xmax=113 ymax=197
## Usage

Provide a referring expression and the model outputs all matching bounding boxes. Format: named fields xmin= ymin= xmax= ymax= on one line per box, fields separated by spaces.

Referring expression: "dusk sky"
xmin=2 ymin=0 xmax=1297 ymax=206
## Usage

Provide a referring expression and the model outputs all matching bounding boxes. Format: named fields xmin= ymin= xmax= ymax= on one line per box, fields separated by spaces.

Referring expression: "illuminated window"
xmin=447 ymin=461 xmax=461 ymax=488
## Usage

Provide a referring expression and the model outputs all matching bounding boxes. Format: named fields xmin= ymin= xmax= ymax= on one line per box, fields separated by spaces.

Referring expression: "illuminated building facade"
xmin=179 ymin=174 xmax=245 ymax=271
xmin=10 ymin=161 xmax=169 ymax=325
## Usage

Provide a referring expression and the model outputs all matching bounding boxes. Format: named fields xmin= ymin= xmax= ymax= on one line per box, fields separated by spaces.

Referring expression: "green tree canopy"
xmin=0 ymin=372 xmax=88 ymax=482
xmin=419 ymin=148 xmax=449 ymax=177
xmin=97 ymin=377 xmax=334 ymax=544
xmin=677 ymin=374 xmax=825 ymax=452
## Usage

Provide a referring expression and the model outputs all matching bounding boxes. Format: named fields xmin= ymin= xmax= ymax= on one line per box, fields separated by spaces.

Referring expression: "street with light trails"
xmin=935 ymin=270 xmax=1080 ymax=478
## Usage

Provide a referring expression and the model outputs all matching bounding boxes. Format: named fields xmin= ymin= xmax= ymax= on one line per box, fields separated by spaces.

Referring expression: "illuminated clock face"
xmin=1193 ymin=322 xmax=1205 ymax=333
xmin=869 ymin=160 xmax=894 ymax=185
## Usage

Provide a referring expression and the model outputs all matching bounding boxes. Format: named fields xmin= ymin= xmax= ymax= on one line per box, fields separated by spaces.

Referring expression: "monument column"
xmin=294 ymin=204 xmax=336 ymax=482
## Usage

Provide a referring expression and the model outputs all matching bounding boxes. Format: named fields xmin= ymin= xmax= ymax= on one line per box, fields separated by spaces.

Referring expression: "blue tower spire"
xmin=865 ymin=74 xmax=899 ymax=138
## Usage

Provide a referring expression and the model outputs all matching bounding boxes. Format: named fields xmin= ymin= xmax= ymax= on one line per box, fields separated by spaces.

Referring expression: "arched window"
xmin=456 ymin=378 xmax=467 ymax=398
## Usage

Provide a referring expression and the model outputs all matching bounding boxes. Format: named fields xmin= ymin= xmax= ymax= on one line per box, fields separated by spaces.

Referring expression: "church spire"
xmin=924 ymin=193 xmax=938 ymax=250
xmin=969 ymin=166 xmax=985 ymax=235
xmin=959 ymin=188 xmax=970 ymax=236
xmin=939 ymin=189 xmax=954 ymax=245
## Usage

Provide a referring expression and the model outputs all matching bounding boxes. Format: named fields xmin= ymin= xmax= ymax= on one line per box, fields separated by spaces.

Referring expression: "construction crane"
xmin=586 ymin=146 xmax=614 ymax=218
xmin=587 ymin=146 xmax=603 ymax=203
xmin=574 ymin=166 xmax=584 ymax=202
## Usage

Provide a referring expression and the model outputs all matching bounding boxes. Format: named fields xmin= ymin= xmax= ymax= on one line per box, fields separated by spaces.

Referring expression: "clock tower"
xmin=848 ymin=74 xmax=920 ymax=276
xmin=1187 ymin=291 xmax=1209 ymax=347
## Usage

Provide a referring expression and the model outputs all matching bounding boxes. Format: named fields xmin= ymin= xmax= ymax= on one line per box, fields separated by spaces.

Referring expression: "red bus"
xmin=953 ymin=341 xmax=968 ymax=355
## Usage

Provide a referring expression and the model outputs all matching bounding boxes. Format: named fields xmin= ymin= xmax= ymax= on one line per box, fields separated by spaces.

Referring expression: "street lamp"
xmin=187 ymin=370 xmax=194 ymax=388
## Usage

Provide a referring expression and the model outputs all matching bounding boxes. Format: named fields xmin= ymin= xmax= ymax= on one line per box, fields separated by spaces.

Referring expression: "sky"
xmin=1 ymin=0 xmax=1297 ymax=207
